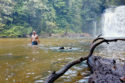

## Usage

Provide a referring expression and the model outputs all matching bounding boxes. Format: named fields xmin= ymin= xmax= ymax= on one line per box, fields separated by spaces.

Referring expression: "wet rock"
xmin=59 ymin=47 xmax=72 ymax=50
xmin=88 ymin=56 xmax=125 ymax=83
xmin=59 ymin=47 xmax=65 ymax=49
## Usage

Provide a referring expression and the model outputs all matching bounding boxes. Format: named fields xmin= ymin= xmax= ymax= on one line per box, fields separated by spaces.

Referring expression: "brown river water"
xmin=1 ymin=38 xmax=125 ymax=83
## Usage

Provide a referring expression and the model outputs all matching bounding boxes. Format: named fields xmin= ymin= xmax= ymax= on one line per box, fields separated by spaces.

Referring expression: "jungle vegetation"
xmin=0 ymin=0 xmax=125 ymax=37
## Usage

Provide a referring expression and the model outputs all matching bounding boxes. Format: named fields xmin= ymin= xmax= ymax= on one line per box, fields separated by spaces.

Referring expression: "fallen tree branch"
xmin=44 ymin=37 xmax=125 ymax=83
xmin=89 ymin=38 xmax=125 ymax=57
xmin=44 ymin=57 xmax=88 ymax=83
xmin=92 ymin=37 xmax=104 ymax=44
xmin=92 ymin=34 xmax=103 ymax=44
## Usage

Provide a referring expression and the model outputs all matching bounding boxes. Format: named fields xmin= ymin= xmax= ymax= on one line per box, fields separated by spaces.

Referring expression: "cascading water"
xmin=102 ymin=6 xmax=125 ymax=37
xmin=100 ymin=6 xmax=125 ymax=60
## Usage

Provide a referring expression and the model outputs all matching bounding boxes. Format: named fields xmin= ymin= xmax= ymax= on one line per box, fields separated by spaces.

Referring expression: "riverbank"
xmin=0 ymin=33 xmax=91 ymax=38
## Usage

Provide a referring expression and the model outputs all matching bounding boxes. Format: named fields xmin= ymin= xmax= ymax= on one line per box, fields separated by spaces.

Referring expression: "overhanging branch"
xmin=44 ymin=37 xmax=125 ymax=83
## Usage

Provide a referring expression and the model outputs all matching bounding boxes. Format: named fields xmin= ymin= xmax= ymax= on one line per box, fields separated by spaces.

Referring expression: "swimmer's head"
xmin=33 ymin=31 xmax=36 ymax=34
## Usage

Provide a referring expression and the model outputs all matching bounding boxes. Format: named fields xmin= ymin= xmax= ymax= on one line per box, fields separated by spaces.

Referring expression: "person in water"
xmin=31 ymin=31 xmax=40 ymax=45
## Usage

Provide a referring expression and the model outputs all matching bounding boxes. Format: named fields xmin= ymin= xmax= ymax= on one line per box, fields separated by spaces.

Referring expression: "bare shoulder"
xmin=36 ymin=34 xmax=39 ymax=38
xmin=36 ymin=34 xmax=38 ymax=37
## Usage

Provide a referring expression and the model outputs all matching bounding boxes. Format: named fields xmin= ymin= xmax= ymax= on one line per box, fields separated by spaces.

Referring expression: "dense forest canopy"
xmin=0 ymin=0 xmax=125 ymax=37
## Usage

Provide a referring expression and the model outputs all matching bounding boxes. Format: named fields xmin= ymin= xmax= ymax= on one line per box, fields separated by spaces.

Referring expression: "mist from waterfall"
xmin=102 ymin=6 xmax=125 ymax=37
xmin=100 ymin=6 xmax=125 ymax=61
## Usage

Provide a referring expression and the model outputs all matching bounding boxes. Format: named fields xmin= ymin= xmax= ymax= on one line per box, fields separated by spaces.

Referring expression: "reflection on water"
xmin=0 ymin=38 xmax=91 ymax=83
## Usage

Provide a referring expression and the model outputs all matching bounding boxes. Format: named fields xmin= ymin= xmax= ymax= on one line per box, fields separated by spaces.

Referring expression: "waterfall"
xmin=100 ymin=6 xmax=125 ymax=60
xmin=102 ymin=6 xmax=125 ymax=37
xmin=93 ymin=21 xmax=97 ymax=37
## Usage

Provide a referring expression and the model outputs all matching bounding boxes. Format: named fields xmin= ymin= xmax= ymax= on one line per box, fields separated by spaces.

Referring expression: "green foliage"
xmin=0 ymin=0 xmax=124 ymax=37
xmin=2 ymin=25 xmax=32 ymax=37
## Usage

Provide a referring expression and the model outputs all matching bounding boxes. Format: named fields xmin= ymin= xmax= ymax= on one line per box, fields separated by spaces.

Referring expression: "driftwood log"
xmin=45 ymin=37 xmax=125 ymax=83
xmin=88 ymin=56 xmax=125 ymax=83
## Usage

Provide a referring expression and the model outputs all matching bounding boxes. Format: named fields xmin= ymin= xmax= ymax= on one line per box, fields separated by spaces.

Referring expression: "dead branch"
xmin=92 ymin=37 xmax=104 ymax=44
xmin=92 ymin=34 xmax=103 ymax=44
xmin=44 ymin=37 xmax=125 ymax=83
xmin=44 ymin=57 xmax=88 ymax=83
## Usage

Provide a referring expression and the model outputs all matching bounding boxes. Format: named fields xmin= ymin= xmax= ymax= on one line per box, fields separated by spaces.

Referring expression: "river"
xmin=0 ymin=38 xmax=92 ymax=83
